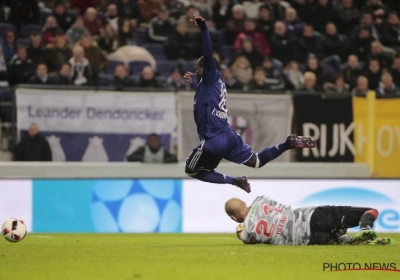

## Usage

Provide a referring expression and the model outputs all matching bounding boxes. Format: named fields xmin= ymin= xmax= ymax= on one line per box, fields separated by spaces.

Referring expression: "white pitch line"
xmin=28 ymin=235 xmax=55 ymax=238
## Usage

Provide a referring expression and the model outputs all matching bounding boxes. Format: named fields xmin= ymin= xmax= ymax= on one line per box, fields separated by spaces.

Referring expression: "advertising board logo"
xmin=91 ymin=180 xmax=182 ymax=233
xmin=298 ymin=187 xmax=399 ymax=231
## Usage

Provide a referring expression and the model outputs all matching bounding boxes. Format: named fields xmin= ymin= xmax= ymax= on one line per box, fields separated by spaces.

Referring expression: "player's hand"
xmin=184 ymin=71 xmax=194 ymax=83
xmin=189 ymin=16 xmax=205 ymax=28
xmin=236 ymin=224 xmax=244 ymax=240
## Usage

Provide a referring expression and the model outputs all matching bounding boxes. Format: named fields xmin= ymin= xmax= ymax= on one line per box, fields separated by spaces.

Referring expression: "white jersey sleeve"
xmin=241 ymin=196 xmax=316 ymax=245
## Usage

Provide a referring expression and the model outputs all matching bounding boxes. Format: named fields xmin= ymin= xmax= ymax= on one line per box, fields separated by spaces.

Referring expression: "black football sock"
xmin=359 ymin=209 xmax=378 ymax=230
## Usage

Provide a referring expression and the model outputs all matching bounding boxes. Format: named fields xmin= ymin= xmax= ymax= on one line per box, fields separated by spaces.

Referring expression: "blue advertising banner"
xmin=32 ymin=179 xmax=182 ymax=233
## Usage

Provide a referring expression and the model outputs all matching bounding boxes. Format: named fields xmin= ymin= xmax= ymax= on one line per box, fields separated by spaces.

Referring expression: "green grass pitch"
xmin=0 ymin=233 xmax=399 ymax=280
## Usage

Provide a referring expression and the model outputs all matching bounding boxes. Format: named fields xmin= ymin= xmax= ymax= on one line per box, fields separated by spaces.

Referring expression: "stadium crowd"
xmin=0 ymin=0 xmax=400 ymax=97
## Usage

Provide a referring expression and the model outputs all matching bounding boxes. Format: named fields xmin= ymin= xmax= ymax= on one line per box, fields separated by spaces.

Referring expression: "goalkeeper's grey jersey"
xmin=241 ymin=196 xmax=316 ymax=245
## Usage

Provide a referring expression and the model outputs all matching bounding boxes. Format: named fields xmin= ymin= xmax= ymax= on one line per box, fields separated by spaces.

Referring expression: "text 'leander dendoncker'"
xmin=27 ymin=106 xmax=166 ymax=121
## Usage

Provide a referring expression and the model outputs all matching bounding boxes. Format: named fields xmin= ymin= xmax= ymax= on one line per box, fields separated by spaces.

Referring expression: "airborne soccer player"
xmin=184 ymin=16 xmax=317 ymax=193
xmin=225 ymin=196 xmax=393 ymax=246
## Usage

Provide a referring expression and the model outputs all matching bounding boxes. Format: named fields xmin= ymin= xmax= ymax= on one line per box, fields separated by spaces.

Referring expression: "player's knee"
xmin=185 ymin=166 xmax=198 ymax=178
xmin=243 ymin=155 xmax=257 ymax=168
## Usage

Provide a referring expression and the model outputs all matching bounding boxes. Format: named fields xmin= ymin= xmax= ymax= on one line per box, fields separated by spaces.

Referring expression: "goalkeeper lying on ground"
xmin=225 ymin=196 xmax=393 ymax=245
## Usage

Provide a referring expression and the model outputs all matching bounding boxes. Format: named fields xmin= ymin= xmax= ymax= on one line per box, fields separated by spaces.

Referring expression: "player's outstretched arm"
xmin=190 ymin=16 xmax=216 ymax=72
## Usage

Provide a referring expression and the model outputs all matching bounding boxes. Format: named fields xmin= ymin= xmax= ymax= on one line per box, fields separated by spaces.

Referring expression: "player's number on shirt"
xmin=255 ymin=204 xmax=280 ymax=237
xmin=255 ymin=220 xmax=276 ymax=237
xmin=218 ymin=83 xmax=228 ymax=113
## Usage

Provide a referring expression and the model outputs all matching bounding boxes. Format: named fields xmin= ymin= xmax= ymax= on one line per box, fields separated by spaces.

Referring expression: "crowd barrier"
xmin=2 ymin=86 xmax=400 ymax=177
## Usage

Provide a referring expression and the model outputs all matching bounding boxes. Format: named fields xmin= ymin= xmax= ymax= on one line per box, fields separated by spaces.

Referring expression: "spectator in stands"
xmin=97 ymin=24 xmax=118 ymax=53
xmin=351 ymin=75 xmax=369 ymax=96
xmin=322 ymin=23 xmax=349 ymax=64
xmin=2 ymin=0 xmax=39 ymax=27
xmin=166 ymin=0 xmax=186 ymax=20
xmin=256 ymin=5 xmax=275 ymax=39
xmin=28 ymin=63 xmax=56 ymax=85
xmin=0 ymin=46 xmax=9 ymax=87
xmin=138 ymin=66 xmax=159 ymax=88
xmin=352 ymin=28 xmax=374 ymax=61
xmin=138 ymin=0 xmax=163 ymax=24
xmin=84 ymin=7 xmax=103 ymax=37
xmin=390 ymin=56 xmax=400 ymax=87
xmin=234 ymin=19 xmax=271 ymax=56
xmin=67 ymin=16 xmax=90 ymax=45
xmin=104 ymin=3 xmax=120 ymax=32
xmin=248 ymin=66 xmax=271 ymax=91
xmin=376 ymin=72 xmax=400 ymax=96
xmin=290 ymin=0 xmax=309 ymax=23
xmin=335 ymin=0 xmax=361 ymax=34
xmin=53 ymin=63 xmax=72 ymax=85
xmin=364 ymin=58 xmax=382 ymax=90
xmin=367 ymin=41 xmax=393 ymax=70
xmin=69 ymin=45 xmax=96 ymax=86
xmin=243 ymin=0 xmax=264 ymax=20
xmin=167 ymin=68 xmax=190 ymax=92
xmin=323 ymin=73 xmax=350 ymax=93
xmin=270 ymin=21 xmax=298 ymax=65
xmin=262 ymin=57 xmax=285 ymax=90
xmin=45 ymin=35 xmax=71 ymax=72
xmin=364 ymin=0 xmax=386 ymax=22
xmin=298 ymin=25 xmax=324 ymax=61
xmin=179 ymin=6 xmax=199 ymax=34
xmin=42 ymin=16 xmax=63 ymax=45
xmin=194 ymin=20 xmax=223 ymax=56
xmin=116 ymin=0 xmax=141 ymax=28
xmin=300 ymin=71 xmax=320 ymax=92
xmin=233 ymin=40 xmax=263 ymax=70
xmin=304 ymin=55 xmax=328 ymax=87
xmin=231 ymin=55 xmax=253 ymax=86
xmin=112 ymin=64 xmax=136 ymax=90
xmin=53 ymin=1 xmax=74 ymax=33
xmin=382 ymin=12 xmax=400 ymax=51
xmin=284 ymin=61 xmax=304 ymax=89
xmin=8 ymin=45 xmax=35 ymax=85
xmin=148 ymin=6 xmax=177 ymax=43
xmin=79 ymin=35 xmax=107 ymax=73
xmin=27 ymin=32 xmax=44 ymax=67
xmin=117 ymin=19 xmax=139 ymax=47
xmin=342 ymin=54 xmax=363 ymax=89
xmin=309 ymin=0 xmax=335 ymax=34
xmin=165 ymin=22 xmax=195 ymax=61
xmin=193 ymin=0 xmax=213 ymax=20
xmin=283 ymin=7 xmax=305 ymax=37
xmin=224 ymin=4 xmax=246 ymax=45
xmin=14 ymin=123 xmax=52 ymax=162
xmin=265 ymin=0 xmax=286 ymax=21
xmin=126 ymin=133 xmax=177 ymax=163
xmin=70 ymin=0 xmax=96 ymax=13
xmin=353 ymin=11 xmax=381 ymax=42
xmin=212 ymin=0 xmax=233 ymax=30
xmin=0 ymin=30 xmax=17 ymax=62
xmin=221 ymin=67 xmax=243 ymax=90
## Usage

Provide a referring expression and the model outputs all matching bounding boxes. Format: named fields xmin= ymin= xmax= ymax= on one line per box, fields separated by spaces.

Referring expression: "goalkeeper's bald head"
xmin=225 ymin=198 xmax=248 ymax=223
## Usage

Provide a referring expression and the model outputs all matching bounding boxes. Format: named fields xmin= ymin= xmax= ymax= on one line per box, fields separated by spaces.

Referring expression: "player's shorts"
xmin=185 ymin=128 xmax=254 ymax=172
xmin=308 ymin=206 xmax=374 ymax=245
